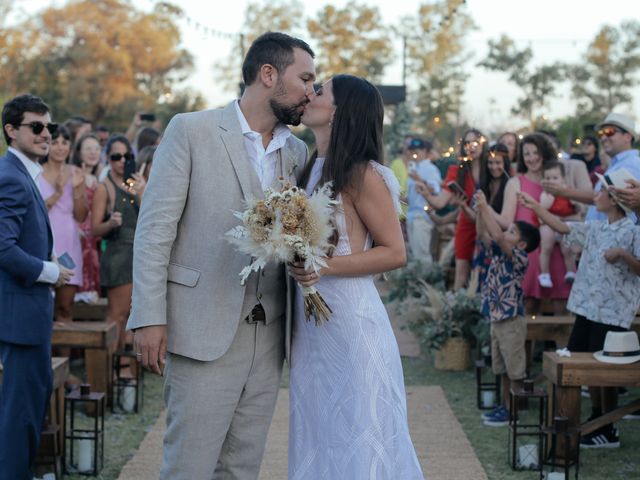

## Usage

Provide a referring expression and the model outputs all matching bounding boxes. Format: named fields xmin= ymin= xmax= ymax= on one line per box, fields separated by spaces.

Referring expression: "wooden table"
xmin=528 ymin=315 xmax=640 ymax=346
xmin=542 ymin=352 xmax=640 ymax=437
xmin=49 ymin=357 xmax=69 ymax=448
xmin=70 ymin=298 xmax=109 ymax=320
xmin=0 ymin=356 xmax=69 ymax=450
xmin=52 ymin=321 xmax=117 ymax=404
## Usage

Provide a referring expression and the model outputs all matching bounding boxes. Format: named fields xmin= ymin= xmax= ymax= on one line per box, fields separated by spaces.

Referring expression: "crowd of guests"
xmin=39 ymin=112 xmax=161 ymax=379
xmin=12 ymin=95 xmax=640 ymax=456
xmin=392 ymin=112 xmax=640 ymax=449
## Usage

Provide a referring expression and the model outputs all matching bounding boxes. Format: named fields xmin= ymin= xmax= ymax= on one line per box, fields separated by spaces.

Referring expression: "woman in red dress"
xmin=72 ymin=133 xmax=103 ymax=294
xmin=417 ymin=128 xmax=488 ymax=289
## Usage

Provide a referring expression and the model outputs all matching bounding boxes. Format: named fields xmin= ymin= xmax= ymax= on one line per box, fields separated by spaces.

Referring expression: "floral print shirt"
xmin=565 ymin=217 xmax=640 ymax=329
xmin=481 ymin=242 xmax=528 ymax=323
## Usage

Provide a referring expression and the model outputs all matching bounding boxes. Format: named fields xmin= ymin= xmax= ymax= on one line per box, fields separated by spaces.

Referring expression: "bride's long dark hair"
xmin=300 ymin=74 xmax=385 ymax=197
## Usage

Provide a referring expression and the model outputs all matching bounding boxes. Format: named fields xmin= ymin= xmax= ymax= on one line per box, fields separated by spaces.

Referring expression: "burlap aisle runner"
xmin=118 ymin=386 xmax=486 ymax=480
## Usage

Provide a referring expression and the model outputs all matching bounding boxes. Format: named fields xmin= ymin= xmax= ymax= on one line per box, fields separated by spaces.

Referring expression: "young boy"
xmin=538 ymin=161 xmax=578 ymax=288
xmin=519 ymin=184 xmax=640 ymax=448
xmin=475 ymin=191 xmax=541 ymax=426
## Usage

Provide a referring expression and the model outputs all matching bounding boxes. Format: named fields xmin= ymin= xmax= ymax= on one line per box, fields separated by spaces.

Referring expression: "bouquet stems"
xmin=300 ymin=285 xmax=332 ymax=325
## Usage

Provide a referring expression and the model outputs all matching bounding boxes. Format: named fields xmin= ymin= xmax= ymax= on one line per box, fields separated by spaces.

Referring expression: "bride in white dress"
xmin=288 ymin=75 xmax=423 ymax=480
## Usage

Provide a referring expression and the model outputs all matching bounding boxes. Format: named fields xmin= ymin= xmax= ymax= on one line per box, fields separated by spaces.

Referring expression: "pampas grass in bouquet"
xmin=225 ymin=179 xmax=337 ymax=324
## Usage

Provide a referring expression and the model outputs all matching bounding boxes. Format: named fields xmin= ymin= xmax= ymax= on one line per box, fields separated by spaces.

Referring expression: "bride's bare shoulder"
xmin=348 ymin=163 xmax=396 ymax=214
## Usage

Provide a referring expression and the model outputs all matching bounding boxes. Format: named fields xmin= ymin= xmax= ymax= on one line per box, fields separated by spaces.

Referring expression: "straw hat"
xmin=595 ymin=112 xmax=637 ymax=141
xmin=594 ymin=170 xmax=634 ymax=213
xmin=594 ymin=331 xmax=640 ymax=364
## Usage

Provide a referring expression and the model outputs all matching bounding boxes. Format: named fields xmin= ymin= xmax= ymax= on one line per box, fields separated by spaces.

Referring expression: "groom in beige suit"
xmin=127 ymin=32 xmax=315 ymax=479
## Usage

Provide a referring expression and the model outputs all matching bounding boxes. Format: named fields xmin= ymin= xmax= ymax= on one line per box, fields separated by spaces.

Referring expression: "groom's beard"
xmin=270 ymin=81 xmax=308 ymax=126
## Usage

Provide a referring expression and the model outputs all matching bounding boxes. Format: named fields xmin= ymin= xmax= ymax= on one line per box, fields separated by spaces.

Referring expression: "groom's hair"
xmin=242 ymin=32 xmax=314 ymax=86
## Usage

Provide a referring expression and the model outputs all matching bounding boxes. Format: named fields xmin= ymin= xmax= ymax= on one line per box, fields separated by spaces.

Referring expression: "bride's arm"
xmin=323 ymin=166 xmax=406 ymax=277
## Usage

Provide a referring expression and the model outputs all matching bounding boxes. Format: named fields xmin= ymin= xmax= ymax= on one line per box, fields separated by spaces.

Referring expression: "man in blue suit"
xmin=0 ymin=94 xmax=73 ymax=479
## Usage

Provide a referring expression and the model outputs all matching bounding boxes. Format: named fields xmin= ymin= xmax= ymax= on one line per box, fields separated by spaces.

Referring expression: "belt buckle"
xmin=246 ymin=305 xmax=265 ymax=324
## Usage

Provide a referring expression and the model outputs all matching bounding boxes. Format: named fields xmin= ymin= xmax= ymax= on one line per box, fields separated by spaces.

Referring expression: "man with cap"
xmin=585 ymin=112 xmax=640 ymax=222
xmin=405 ymin=137 xmax=442 ymax=262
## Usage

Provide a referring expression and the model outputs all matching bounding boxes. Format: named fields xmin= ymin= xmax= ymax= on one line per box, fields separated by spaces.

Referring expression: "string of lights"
xmin=149 ymin=1 xmax=588 ymax=48
xmin=151 ymin=0 xmax=241 ymax=41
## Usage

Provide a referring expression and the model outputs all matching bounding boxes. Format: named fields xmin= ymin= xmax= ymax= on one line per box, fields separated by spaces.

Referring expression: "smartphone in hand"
xmin=446 ymin=181 xmax=467 ymax=199
xmin=124 ymin=156 xmax=137 ymax=185
xmin=58 ymin=252 xmax=76 ymax=270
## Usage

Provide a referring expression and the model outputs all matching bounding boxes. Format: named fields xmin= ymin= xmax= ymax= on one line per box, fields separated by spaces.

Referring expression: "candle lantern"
xmin=64 ymin=384 xmax=105 ymax=476
xmin=35 ymin=417 xmax=62 ymax=480
xmin=540 ymin=416 xmax=580 ymax=480
xmin=112 ymin=347 xmax=144 ymax=413
xmin=475 ymin=355 xmax=500 ymax=409
xmin=508 ymin=379 xmax=547 ymax=471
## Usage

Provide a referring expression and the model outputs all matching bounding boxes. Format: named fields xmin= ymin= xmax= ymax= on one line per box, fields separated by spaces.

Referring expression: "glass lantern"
xmin=540 ymin=416 xmax=580 ymax=480
xmin=508 ymin=379 xmax=547 ymax=471
xmin=64 ymin=384 xmax=105 ymax=476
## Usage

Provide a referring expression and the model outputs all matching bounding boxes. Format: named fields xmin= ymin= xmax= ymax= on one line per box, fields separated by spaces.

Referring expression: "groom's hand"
xmin=134 ymin=325 xmax=167 ymax=375
xmin=288 ymin=261 xmax=322 ymax=288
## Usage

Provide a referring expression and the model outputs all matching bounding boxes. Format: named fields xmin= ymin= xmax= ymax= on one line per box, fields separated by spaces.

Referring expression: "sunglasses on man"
xmin=109 ymin=152 xmax=134 ymax=162
xmin=597 ymin=126 xmax=626 ymax=138
xmin=18 ymin=121 xmax=58 ymax=135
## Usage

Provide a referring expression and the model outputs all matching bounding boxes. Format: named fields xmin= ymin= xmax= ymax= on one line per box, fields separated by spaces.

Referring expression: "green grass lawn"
xmin=55 ymin=354 xmax=640 ymax=480
xmin=402 ymin=354 xmax=640 ymax=480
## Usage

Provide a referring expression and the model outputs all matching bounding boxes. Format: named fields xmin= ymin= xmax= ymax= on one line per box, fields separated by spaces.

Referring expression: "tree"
xmin=0 ymin=0 xmax=200 ymax=129
xmin=212 ymin=0 xmax=305 ymax=95
xmin=398 ymin=0 xmax=475 ymax=145
xmin=385 ymin=101 xmax=413 ymax=160
xmin=478 ymin=34 xmax=564 ymax=126
xmin=307 ymin=2 xmax=393 ymax=82
xmin=0 ymin=0 xmax=11 ymax=25
xmin=567 ymin=21 xmax=640 ymax=118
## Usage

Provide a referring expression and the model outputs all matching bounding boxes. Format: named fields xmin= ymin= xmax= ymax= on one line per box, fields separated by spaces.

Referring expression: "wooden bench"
xmin=527 ymin=315 xmax=640 ymax=346
xmin=0 ymin=357 xmax=69 ymax=458
xmin=52 ymin=321 xmax=117 ymax=404
xmin=542 ymin=352 xmax=640 ymax=437
xmin=70 ymin=298 xmax=109 ymax=320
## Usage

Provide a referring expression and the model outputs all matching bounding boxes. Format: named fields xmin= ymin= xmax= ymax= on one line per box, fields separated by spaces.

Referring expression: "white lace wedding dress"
xmin=288 ymin=162 xmax=424 ymax=479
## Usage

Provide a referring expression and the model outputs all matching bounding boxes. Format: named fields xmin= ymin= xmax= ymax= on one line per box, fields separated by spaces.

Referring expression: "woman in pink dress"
xmin=496 ymin=133 xmax=571 ymax=313
xmin=38 ymin=125 xmax=87 ymax=322
xmin=72 ymin=133 xmax=103 ymax=294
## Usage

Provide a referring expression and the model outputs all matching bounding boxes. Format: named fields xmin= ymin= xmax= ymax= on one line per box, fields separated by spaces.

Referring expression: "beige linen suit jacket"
xmin=127 ymin=102 xmax=308 ymax=362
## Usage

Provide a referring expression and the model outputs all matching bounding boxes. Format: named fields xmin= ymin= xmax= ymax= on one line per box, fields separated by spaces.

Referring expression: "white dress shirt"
xmin=306 ymin=156 xmax=325 ymax=194
xmin=234 ymin=100 xmax=292 ymax=190
xmin=8 ymin=147 xmax=59 ymax=284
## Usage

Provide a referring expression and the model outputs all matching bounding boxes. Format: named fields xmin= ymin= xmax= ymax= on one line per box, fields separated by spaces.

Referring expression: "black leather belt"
xmin=245 ymin=304 xmax=266 ymax=324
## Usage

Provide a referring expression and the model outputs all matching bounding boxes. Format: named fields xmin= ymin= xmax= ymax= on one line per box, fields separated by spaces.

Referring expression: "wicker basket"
xmin=434 ymin=337 xmax=471 ymax=371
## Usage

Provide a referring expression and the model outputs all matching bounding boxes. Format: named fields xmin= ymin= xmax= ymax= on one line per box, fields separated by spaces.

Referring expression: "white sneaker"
xmin=538 ymin=273 xmax=553 ymax=288
xmin=564 ymin=271 xmax=576 ymax=284
xmin=623 ymin=409 xmax=640 ymax=420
